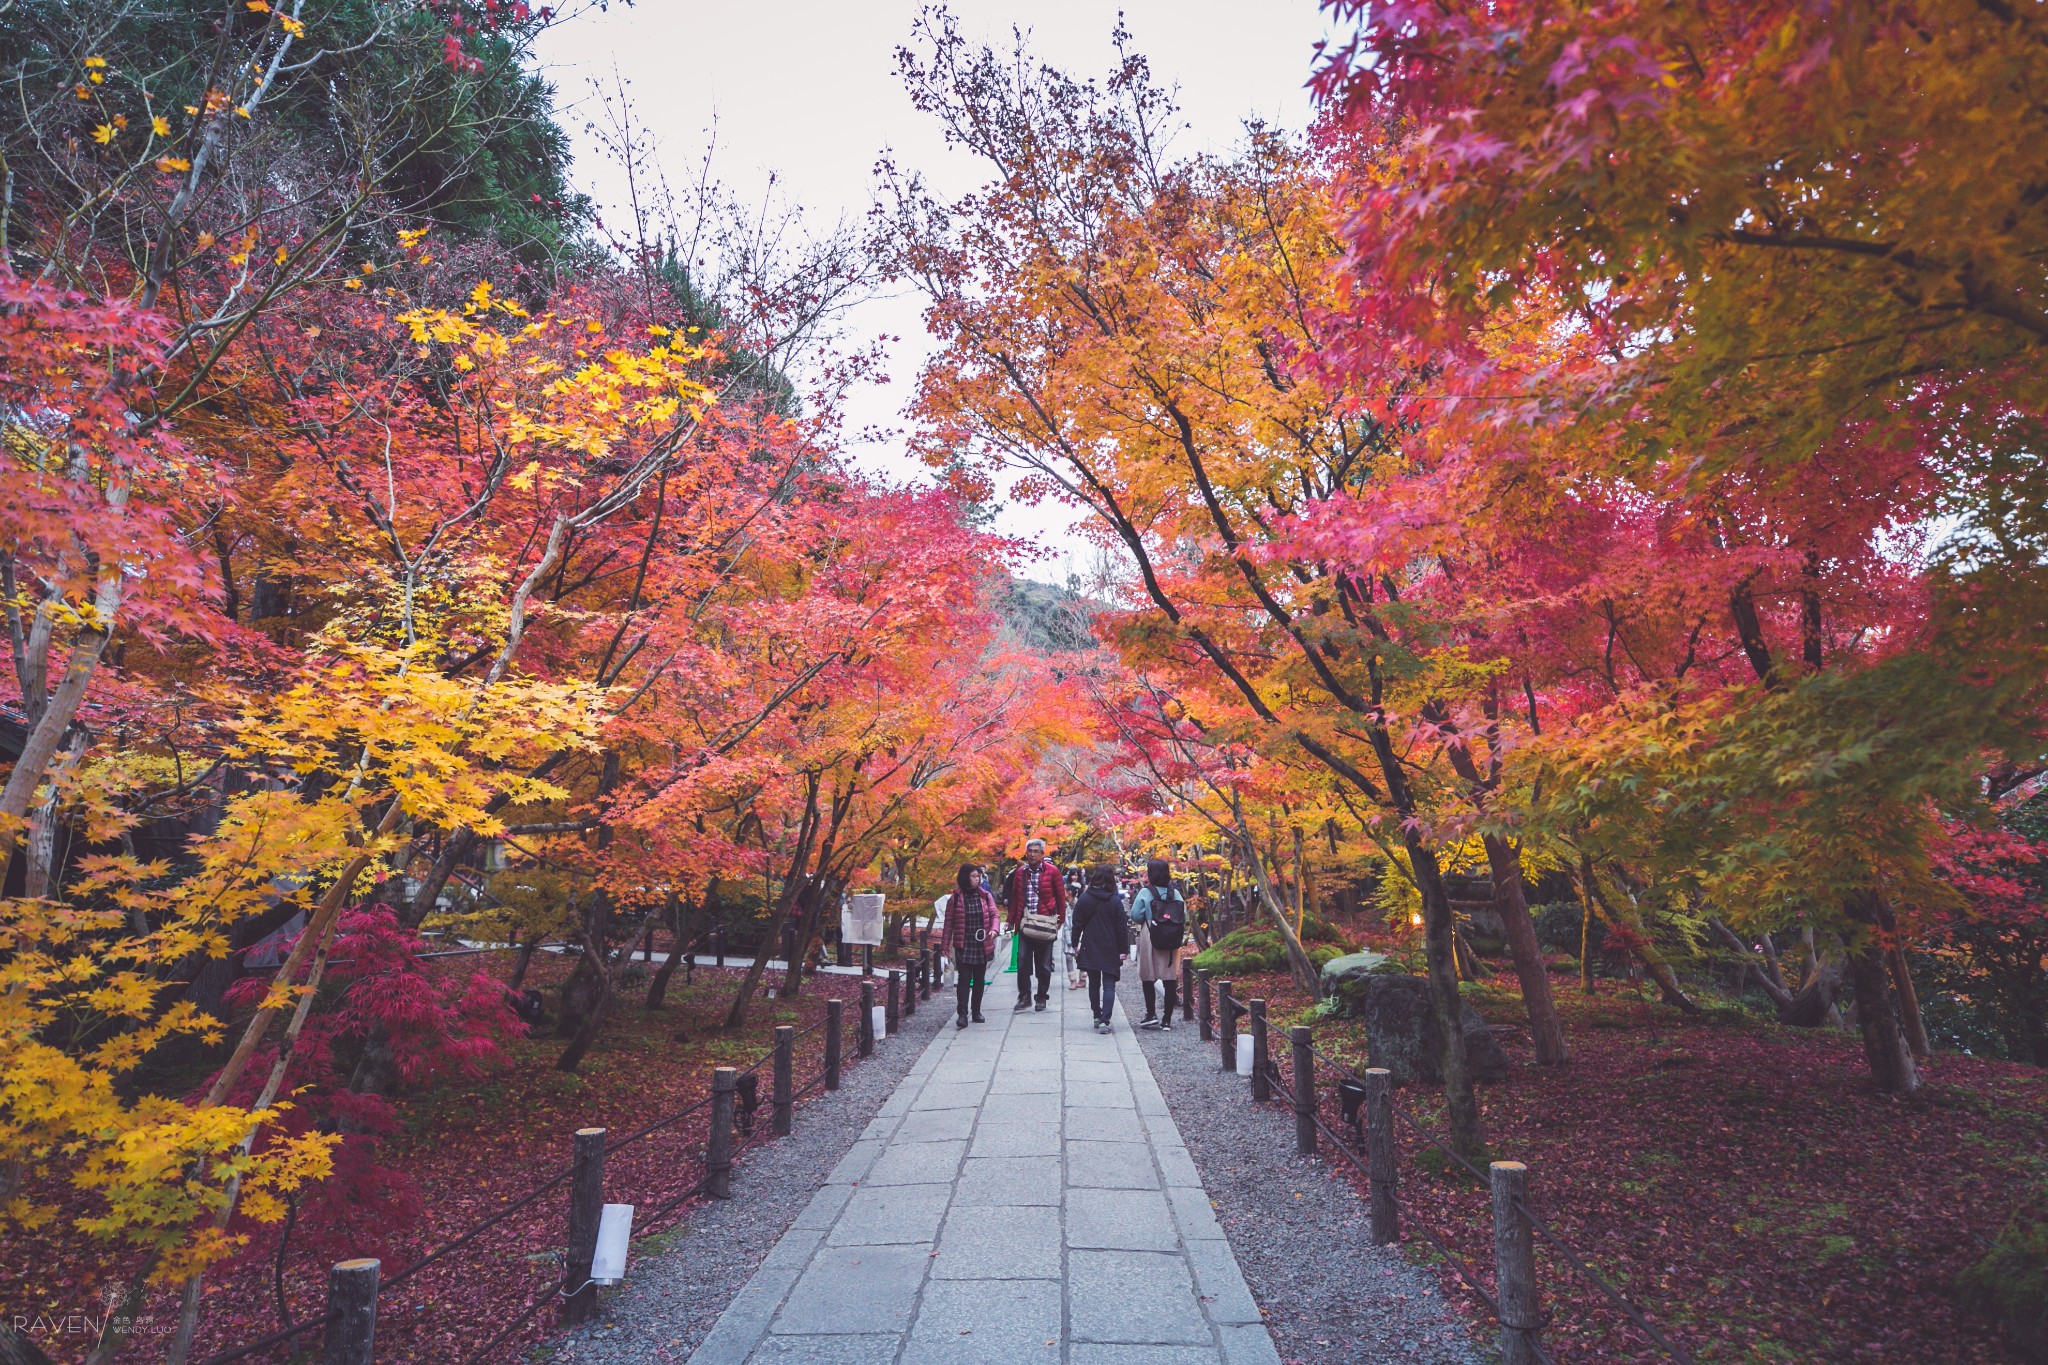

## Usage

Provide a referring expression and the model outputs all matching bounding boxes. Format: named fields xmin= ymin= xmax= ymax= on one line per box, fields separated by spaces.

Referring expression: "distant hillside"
xmin=997 ymin=577 xmax=1103 ymax=653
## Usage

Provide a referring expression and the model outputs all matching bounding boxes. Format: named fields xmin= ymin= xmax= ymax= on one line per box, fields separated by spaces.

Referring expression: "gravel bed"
xmin=1121 ymin=978 xmax=1485 ymax=1365
xmin=544 ymin=983 xmax=949 ymax=1365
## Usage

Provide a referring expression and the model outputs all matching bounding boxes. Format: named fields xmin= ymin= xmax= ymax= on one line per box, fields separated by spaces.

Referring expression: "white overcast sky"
xmin=537 ymin=1 xmax=1338 ymax=575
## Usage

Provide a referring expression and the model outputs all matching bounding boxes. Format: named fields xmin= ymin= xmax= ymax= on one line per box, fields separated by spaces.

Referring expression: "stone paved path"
xmin=687 ymin=982 xmax=1283 ymax=1365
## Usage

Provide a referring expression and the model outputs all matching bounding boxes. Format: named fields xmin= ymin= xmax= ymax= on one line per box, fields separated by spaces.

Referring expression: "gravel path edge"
xmin=1119 ymin=978 xmax=1486 ymax=1365
xmin=542 ymin=983 xmax=951 ymax=1364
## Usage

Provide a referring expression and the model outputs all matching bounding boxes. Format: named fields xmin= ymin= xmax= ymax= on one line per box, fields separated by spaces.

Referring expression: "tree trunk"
xmin=1579 ymin=890 xmax=1595 ymax=994
xmin=782 ymin=880 xmax=833 ymax=999
xmin=1710 ymin=917 xmax=1840 ymax=1026
xmin=646 ymin=894 xmax=697 ymax=1009
xmin=22 ymin=730 xmax=86 ymax=899
xmin=555 ymin=902 xmax=616 ymax=1072
xmin=1887 ymin=945 xmax=1931 ymax=1060
xmin=507 ymin=930 xmax=543 ymax=990
xmin=556 ymin=947 xmax=604 ymax=1039
xmin=1409 ymin=835 xmax=1487 ymax=1164
xmin=1840 ymin=896 xmax=1920 ymax=1093
xmin=1481 ymin=836 xmax=1569 ymax=1065
xmin=1866 ymin=896 xmax=1932 ymax=1061
xmin=1581 ymin=859 xmax=1701 ymax=1015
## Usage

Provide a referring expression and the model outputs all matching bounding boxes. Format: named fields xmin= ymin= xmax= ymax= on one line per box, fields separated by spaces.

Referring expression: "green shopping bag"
xmin=1004 ymin=931 xmax=1019 ymax=974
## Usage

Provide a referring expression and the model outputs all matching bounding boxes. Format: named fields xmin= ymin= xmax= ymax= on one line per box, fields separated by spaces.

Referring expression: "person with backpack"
xmin=1069 ymin=864 xmax=1128 ymax=1031
xmin=941 ymin=863 xmax=1000 ymax=1028
xmin=1127 ymin=857 xmax=1188 ymax=1029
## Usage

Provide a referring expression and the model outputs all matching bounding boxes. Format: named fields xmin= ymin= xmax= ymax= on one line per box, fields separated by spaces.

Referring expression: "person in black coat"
xmin=1069 ymin=865 xmax=1129 ymax=1031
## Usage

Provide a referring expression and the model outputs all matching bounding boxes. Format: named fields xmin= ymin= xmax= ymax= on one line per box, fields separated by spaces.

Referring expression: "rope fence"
xmin=1196 ymin=974 xmax=1692 ymax=1365
xmin=190 ymin=944 xmax=947 ymax=1365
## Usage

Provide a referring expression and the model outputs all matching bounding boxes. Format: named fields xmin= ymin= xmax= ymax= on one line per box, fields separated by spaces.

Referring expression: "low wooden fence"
xmin=1179 ymin=961 xmax=1694 ymax=1365
xmin=195 ymin=948 xmax=946 ymax=1365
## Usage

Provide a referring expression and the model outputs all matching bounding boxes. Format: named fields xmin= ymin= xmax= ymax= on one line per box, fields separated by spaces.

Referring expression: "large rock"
xmin=1327 ymin=973 xmax=1510 ymax=1086
xmin=1319 ymin=950 xmax=1390 ymax=992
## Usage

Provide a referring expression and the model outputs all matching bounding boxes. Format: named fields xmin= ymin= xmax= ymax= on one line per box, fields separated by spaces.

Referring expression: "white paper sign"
xmin=841 ymin=893 xmax=885 ymax=946
xmin=591 ymin=1202 xmax=634 ymax=1285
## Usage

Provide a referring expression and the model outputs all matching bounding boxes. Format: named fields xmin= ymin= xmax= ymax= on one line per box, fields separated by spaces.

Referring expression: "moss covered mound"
xmin=1191 ymin=918 xmax=1352 ymax=977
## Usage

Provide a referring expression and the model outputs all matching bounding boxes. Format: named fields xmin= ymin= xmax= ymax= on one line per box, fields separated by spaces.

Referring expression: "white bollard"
xmin=871 ymin=1004 xmax=888 ymax=1041
xmin=1235 ymin=1033 xmax=1255 ymax=1075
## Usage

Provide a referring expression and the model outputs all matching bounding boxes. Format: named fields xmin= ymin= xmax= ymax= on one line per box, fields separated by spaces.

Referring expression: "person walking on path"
xmin=1128 ymin=857 xmax=1189 ymax=1030
xmin=1070 ymin=865 xmax=1128 ymax=1032
xmin=941 ymin=864 xmax=999 ymax=1028
xmin=1002 ymin=837 xmax=1066 ymax=1012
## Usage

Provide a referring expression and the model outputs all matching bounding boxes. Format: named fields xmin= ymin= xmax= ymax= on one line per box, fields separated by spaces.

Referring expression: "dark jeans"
xmin=955 ymin=964 xmax=987 ymax=1018
xmin=1140 ymin=978 xmax=1179 ymax=1019
xmin=1087 ymin=970 xmax=1118 ymax=1023
xmin=1015 ymin=935 xmax=1054 ymax=1003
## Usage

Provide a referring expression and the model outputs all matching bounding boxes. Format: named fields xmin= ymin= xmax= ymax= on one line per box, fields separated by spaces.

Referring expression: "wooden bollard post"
xmin=824 ymin=1000 xmax=844 ymax=1090
xmin=921 ymin=947 xmax=934 ymax=1000
xmin=1218 ymin=979 xmax=1237 ymax=1071
xmin=1179 ymin=959 xmax=1195 ymax=1021
xmin=1197 ymin=970 xmax=1214 ymax=1042
xmin=707 ymin=1069 xmax=736 ymax=1199
xmin=1492 ymin=1161 xmax=1541 ymax=1365
xmin=563 ymin=1127 xmax=606 ymax=1322
xmin=901 ymin=963 xmax=916 ymax=1018
xmin=1249 ymin=999 xmax=1270 ymax=1102
xmin=322 ymin=1258 xmax=379 ymax=1365
xmin=859 ymin=980 xmax=876 ymax=1057
xmin=887 ymin=969 xmax=902 ymax=1031
xmin=1364 ymin=1068 xmax=1399 ymax=1244
xmin=712 ymin=925 xmax=724 ymax=967
xmin=772 ymin=1025 xmax=794 ymax=1136
xmin=1290 ymin=1027 xmax=1316 ymax=1156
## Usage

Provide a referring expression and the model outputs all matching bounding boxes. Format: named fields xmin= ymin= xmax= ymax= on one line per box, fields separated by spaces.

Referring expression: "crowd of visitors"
xmin=931 ymin=843 xmax=1195 ymax=1033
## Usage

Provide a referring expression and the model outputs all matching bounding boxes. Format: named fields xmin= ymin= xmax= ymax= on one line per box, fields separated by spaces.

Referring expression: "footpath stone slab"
xmin=891 ymin=1106 xmax=976 ymax=1143
xmin=743 ymin=1334 xmax=900 ymax=1364
xmin=930 ymin=1203 xmax=1063 ymax=1279
xmin=824 ymin=1139 xmax=882 ymax=1186
xmin=988 ymin=1067 xmax=1062 ymax=1094
xmin=860 ymin=1135 xmax=966 ymax=1186
xmin=954 ymin=1153 xmax=1061 ymax=1205
xmin=1066 ymin=1138 xmax=1161 ymax=1189
xmin=1185 ymin=1237 xmax=1266 ymax=1324
xmin=1066 ymin=1186 xmax=1179 ymax=1251
xmin=769 ymin=1244 xmax=931 ymax=1335
xmin=1068 ymin=1249 xmax=1213 ymax=1345
xmin=1071 ymin=1348 xmax=1224 ymax=1365
xmin=826 ymin=1181 xmax=952 ymax=1246
xmin=909 ymin=1278 xmax=1062 ymax=1361
xmin=686 ymin=959 xmax=1281 ymax=1365
xmin=1069 ymin=1106 xmax=1147 ymax=1142
xmin=912 ymin=1079 xmax=989 ymax=1112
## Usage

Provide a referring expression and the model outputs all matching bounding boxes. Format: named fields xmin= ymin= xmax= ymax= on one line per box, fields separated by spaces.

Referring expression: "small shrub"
xmin=1533 ymin=900 xmax=1602 ymax=954
xmin=1957 ymin=1215 xmax=2048 ymax=1362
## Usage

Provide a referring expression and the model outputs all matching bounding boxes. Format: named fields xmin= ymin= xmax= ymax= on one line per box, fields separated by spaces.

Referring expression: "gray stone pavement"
xmin=687 ymin=981 xmax=1282 ymax=1365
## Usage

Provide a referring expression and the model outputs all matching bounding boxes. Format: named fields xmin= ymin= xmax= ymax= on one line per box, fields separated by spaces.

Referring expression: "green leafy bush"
xmin=1533 ymin=900 xmax=1601 ymax=954
xmin=1957 ymin=1215 xmax=2048 ymax=1362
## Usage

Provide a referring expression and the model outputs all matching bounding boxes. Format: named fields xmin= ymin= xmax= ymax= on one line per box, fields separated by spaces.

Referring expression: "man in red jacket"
xmin=1002 ymin=838 xmax=1067 ymax=1011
